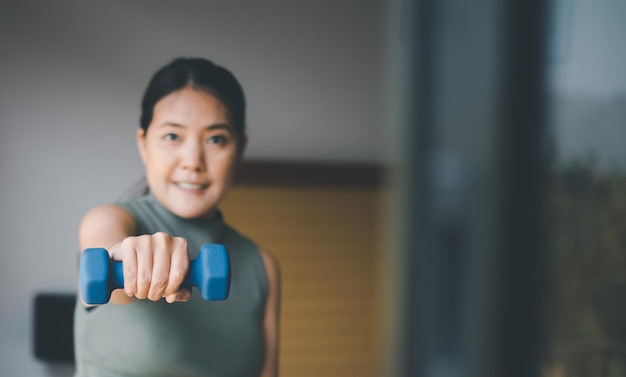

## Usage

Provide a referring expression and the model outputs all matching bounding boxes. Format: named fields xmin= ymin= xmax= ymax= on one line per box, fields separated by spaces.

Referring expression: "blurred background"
xmin=544 ymin=0 xmax=626 ymax=376
xmin=1 ymin=0 xmax=625 ymax=376
xmin=0 ymin=1 xmax=386 ymax=376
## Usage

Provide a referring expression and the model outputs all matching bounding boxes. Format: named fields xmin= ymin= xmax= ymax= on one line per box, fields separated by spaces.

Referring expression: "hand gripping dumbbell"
xmin=80 ymin=244 xmax=230 ymax=305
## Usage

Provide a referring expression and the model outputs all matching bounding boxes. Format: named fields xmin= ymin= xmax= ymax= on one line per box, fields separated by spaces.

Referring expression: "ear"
xmin=136 ymin=128 xmax=148 ymax=166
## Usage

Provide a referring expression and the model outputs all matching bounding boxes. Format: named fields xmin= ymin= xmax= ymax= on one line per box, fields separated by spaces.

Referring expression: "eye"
xmin=207 ymin=135 xmax=228 ymax=145
xmin=163 ymin=133 xmax=179 ymax=142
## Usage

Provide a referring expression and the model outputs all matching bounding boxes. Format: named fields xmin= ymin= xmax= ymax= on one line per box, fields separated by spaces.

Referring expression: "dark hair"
xmin=139 ymin=57 xmax=246 ymax=145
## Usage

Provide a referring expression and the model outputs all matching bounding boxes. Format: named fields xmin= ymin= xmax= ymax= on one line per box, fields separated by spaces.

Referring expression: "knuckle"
xmin=124 ymin=270 xmax=137 ymax=282
xmin=137 ymin=234 xmax=152 ymax=248
xmin=120 ymin=237 xmax=135 ymax=251
xmin=129 ymin=235 xmax=151 ymax=254
xmin=151 ymin=275 xmax=168 ymax=289
xmin=153 ymin=232 xmax=170 ymax=242
xmin=169 ymin=268 xmax=186 ymax=283
xmin=173 ymin=236 xmax=187 ymax=248
xmin=139 ymin=272 xmax=152 ymax=284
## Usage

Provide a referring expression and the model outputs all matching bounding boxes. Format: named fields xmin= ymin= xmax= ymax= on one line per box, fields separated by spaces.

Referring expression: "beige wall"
xmin=221 ymin=185 xmax=385 ymax=377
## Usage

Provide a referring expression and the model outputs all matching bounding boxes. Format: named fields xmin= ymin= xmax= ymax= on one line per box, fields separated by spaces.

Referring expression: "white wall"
xmin=0 ymin=1 xmax=385 ymax=375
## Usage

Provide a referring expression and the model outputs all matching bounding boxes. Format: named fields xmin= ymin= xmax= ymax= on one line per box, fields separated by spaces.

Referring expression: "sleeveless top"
xmin=74 ymin=193 xmax=268 ymax=377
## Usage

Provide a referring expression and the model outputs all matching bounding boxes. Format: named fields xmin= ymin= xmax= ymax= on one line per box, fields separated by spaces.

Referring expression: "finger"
xmin=148 ymin=232 xmax=171 ymax=301
xmin=118 ymin=239 xmax=138 ymax=297
xmin=176 ymin=288 xmax=191 ymax=302
xmin=164 ymin=237 xmax=189 ymax=297
xmin=165 ymin=288 xmax=191 ymax=304
xmin=135 ymin=235 xmax=153 ymax=300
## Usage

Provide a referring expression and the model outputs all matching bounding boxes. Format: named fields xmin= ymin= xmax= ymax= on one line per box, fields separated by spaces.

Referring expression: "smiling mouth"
xmin=175 ymin=182 xmax=209 ymax=190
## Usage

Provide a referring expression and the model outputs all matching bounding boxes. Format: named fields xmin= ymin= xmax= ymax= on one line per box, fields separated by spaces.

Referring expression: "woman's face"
xmin=137 ymin=86 xmax=245 ymax=219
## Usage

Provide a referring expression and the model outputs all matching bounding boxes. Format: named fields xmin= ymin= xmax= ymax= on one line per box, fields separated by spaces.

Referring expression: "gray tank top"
xmin=74 ymin=193 xmax=268 ymax=377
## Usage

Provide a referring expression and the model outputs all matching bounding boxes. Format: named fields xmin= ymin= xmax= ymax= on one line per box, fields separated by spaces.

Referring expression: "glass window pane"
xmin=546 ymin=1 xmax=626 ymax=376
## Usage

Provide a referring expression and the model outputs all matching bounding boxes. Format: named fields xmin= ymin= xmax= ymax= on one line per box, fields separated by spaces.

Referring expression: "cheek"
xmin=209 ymin=151 xmax=238 ymax=179
xmin=144 ymin=149 xmax=176 ymax=176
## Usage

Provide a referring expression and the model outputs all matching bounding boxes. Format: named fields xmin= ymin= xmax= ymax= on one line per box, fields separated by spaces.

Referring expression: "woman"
xmin=74 ymin=57 xmax=280 ymax=377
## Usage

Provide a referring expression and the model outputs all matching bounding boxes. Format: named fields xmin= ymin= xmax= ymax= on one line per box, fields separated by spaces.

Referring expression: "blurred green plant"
xmin=549 ymin=159 xmax=626 ymax=342
xmin=543 ymin=158 xmax=626 ymax=376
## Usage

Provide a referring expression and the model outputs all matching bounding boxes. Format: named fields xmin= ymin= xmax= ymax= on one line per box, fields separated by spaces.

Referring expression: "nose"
xmin=180 ymin=140 xmax=206 ymax=173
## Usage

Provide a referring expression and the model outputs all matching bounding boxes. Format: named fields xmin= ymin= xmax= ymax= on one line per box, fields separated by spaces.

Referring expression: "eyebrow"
xmin=160 ymin=122 xmax=234 ymax=132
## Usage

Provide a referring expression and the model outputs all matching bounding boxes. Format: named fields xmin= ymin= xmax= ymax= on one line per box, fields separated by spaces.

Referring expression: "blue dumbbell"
xmin=80 ymin=244 xmax=230 ymax=305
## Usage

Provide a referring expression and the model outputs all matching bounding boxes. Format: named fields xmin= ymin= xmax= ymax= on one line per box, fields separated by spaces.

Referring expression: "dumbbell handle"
xmin=80 ymin=244 xmax=230 ymax=305
xmin=105 ymin=254 xmax=220 ymax=292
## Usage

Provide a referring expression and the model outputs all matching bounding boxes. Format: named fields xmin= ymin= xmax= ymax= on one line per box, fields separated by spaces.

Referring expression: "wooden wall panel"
xmin=220 ymin=185 xmax=384 ymax=377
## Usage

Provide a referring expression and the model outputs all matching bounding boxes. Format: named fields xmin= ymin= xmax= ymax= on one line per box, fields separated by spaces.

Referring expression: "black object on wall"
xmin=33 ymin=293 xmax=76 ymax=363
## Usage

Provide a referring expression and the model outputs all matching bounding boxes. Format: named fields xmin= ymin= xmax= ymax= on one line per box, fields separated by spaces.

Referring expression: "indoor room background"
xmin=2 ymin=1 xmax=626 ymax=377
xmin=0 ymin=1 xmax=386 ymax=376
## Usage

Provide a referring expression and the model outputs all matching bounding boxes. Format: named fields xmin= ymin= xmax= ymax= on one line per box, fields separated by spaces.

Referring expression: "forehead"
xmin=152 ymin=86 xmax=230 ymax=125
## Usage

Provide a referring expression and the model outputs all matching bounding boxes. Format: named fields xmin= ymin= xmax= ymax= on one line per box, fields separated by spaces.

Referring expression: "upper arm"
xmin=79 ymin=204 xmax=136 ymax=251
xmin=258 ymin=249 xmax=281 ymax=377
xmin=78 ymin=204 xmax=136 ymax=305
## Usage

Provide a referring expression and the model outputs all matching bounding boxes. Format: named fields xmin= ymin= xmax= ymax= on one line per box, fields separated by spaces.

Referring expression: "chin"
xmin=173 ymin=202 xmax=217 ymax=219
xmin=156 ymin=189 xmax=220 ymax=219
xmin=172 ymin=207 xmax=208 ymax=219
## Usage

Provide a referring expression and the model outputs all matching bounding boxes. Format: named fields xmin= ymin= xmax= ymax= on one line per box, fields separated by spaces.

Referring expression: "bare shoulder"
xmin=82 ymin=204 xmax=133 ymax=221
xmin=79 ymin=204 xmax=136 ymax=249
xmin=259 ymin=249 xmax=281 ymax=283
xmin=80 ymin=204 xmax=135 ymax=232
